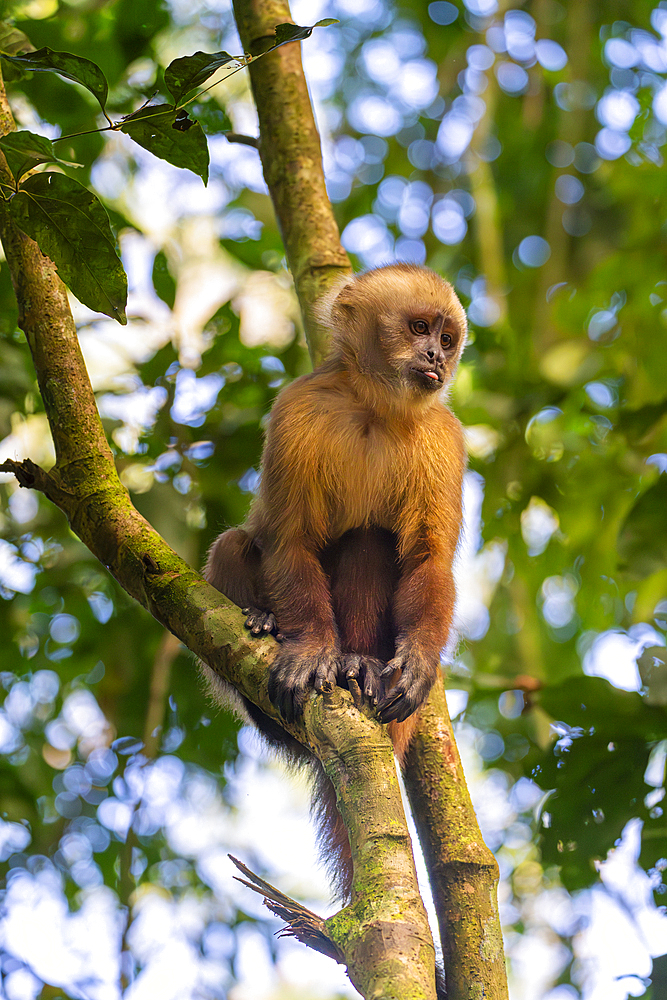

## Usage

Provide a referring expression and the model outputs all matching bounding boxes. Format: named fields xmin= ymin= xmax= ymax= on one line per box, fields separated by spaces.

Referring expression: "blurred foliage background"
xmin=1 ymin=0 xmax=667 ymax=997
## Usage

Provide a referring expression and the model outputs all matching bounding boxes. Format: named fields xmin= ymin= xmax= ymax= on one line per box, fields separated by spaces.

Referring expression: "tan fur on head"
xmin=319 ymin=264 xmax=467 ymax=394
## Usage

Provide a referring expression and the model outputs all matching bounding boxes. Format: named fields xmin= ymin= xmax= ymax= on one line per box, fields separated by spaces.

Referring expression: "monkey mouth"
xmin=411 ymin=367 xmax=442 ymax=386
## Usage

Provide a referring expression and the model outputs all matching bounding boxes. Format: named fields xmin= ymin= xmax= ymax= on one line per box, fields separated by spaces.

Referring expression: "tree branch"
xmin=404 ymin=675 xmax=509 ymax=999
xmin=231 ymin=0 xmax=351 ymax=365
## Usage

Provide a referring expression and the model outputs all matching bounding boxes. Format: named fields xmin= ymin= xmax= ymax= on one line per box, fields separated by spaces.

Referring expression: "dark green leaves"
xmin=119 ymin=104 xmax=209 ymax=184
xmin=164 ymin=50 xmax=237 ymax=104
xmin=10 ymin=173 xmax=127 ymax=323
xmin=530 ymin=677 xmax=667 ymax=892
xmin=0 ymin=131 xmax=58 ymax=183
xmin=273 ymin=19 xmax=339 ymax=46
xmin=618 ymin=477 xmax=667 ymax=578
xmin=1 ymin=47 xmax=109 ymax=115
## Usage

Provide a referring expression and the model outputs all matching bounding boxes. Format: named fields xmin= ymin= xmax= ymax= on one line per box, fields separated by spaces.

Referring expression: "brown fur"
xmin=203 ymin=264 xmax=467 ymax=899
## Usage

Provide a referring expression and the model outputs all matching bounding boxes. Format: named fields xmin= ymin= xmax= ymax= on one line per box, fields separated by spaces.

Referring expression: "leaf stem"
xmin=53 ymin=24 xmax=326 ymax=145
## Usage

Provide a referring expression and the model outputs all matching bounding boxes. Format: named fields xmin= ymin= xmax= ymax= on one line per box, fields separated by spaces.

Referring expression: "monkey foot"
xmin=339 ymin=654 xmax=385 ymax=706
xmin=268 ymin=646 xmax=339 ymax=723
xmin=242 ymin=607 xmax=281 ymax=638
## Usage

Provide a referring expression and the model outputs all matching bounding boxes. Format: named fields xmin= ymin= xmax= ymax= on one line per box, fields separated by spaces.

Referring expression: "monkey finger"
xmin=271 ymin=682 xmax=304 ymax=724
xmin=342 ymin=654 xmax=361 ymax=681
xmin=377 ymin=691 xmax=405 ymax=723
xmin=268 ymin=663 xmax=308 ymax=722
xmin=359 ymin=657 xmax=384 ymax=705
xmin=314 ymin=658 xmax=337 ymax=694
xmin=380 ymin=656 xmax=403 ymax=677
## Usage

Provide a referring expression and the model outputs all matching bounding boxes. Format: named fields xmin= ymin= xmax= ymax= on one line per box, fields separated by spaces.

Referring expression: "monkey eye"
xmin=410 ymin=319 xmax=429 ymax=335
xmin=441 ymin=333 xmax=452 ymax=348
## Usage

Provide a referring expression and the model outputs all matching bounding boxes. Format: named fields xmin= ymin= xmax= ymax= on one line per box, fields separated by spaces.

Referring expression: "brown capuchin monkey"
xmin=203 ymin=263 xmax=467 ymax=899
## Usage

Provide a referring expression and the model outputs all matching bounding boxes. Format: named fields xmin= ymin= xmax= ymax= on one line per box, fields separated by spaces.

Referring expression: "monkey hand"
xmin=267 ymin=643 xmax=339 ymax=723
xmin=377 ymin=649 xmax=438 ymax=724
xmin=338 ymin=654 xmax=385 ymax=707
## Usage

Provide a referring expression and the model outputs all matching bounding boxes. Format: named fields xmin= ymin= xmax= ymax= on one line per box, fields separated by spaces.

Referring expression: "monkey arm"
xmin=378 ymin=550 xmax=455 ymax=724
xmin=256 ymin=392 xmax=342 ymax=721
xmin=262 ymin=537 xmax=338 ymax=644
xmin=261 ymin=539 xmax=342 ymax=722
xmin=379 ymin=414 xmax=465 ymax=725
xmin=254 ymin=378 xmax=341 ymax=639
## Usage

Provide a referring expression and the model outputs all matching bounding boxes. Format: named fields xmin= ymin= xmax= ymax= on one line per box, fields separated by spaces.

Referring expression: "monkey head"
xmin=322 ymin=264 xmax=467 ymax=399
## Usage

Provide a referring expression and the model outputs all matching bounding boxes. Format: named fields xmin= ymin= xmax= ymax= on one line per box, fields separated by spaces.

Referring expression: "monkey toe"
xmin=243 ymin=608 xmax=278 ymax=636
xmin=339 ymin=655 xmax=384 ymax=706
xmin=313 ymin=657 xmax=338 ymax=694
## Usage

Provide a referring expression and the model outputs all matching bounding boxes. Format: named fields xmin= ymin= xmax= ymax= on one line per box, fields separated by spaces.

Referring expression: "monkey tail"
xmin=242 ymin=699 xmax=353 ymax=901
xmin=309 ymin=758 xmax=353 ymax=901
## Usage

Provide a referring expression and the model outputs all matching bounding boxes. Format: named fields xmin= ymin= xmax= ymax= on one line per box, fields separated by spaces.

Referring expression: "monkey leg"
xmin=321 ymin=527 xmax=400 ymax=704
xmin=203 ymin=528 xmax=278 ymax=636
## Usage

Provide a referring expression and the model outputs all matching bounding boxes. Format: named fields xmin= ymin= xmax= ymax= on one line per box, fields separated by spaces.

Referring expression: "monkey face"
xmin=366 ymin=267 xmax=466 ymax=393
xmin=396 ymin=311 xmax=463 ymax=393
xmin=326 ymin=263 xmax=467 ymax=399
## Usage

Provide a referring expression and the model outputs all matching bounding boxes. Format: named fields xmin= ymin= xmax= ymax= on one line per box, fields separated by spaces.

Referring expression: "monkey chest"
xmin=326 ymin=432 xmax=408 ymax=535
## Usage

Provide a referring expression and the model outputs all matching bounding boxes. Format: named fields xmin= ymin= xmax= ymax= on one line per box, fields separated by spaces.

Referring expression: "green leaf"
xmin=273 ymin=19 xmax=339 ymax=46
xmin=152 ymin=249 xmax=176 ymax=309
xmin=618 ymin=477 xmax=667 ymax=578
xmin=191 ymin=102 xmax=232 ymax=136
xmin=0 ymin=131 xmax=58 ymax=183
xmin=164 ymin=50 xmax=237 ymax=105
xmin=0 ymin=21 xmax=33 ymax=56
xmin=119 ymin=104 xmax=209 ymax=184
xmin=1 ymin=46 xmax=108 ymax=115
xmin=9 ymin=172 xmax=127 ymax=323
xmin=0 ymin=21 xmax=34 ymax=81
xmin=273 ymin=22 xmax=314 ymax=44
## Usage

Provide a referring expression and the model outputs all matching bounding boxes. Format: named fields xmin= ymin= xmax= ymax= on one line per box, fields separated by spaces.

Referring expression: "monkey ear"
xmin=315 ymin=274 xmax=357 ymax=328
xmin=333 ymin=281 xmax=357 ymax=317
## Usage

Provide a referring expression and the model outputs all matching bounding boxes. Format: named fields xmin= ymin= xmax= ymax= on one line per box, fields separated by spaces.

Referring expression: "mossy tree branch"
xmin=405 ymin=676 xmax=509 ymax=999
xmin=231 ymin=0 xmax=351 ymax=365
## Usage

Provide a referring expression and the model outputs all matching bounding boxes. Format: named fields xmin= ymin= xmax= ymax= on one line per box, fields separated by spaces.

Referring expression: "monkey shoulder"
xmin=268 ymin=371 xmax=354 ymax=433
xmin=426 ymin=404 xmax=466 ymax=466
xmin=260 ymin=373 xmax=349 ymax=484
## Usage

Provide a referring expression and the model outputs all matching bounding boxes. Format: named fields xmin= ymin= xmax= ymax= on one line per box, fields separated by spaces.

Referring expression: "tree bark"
xmin=232 ymin=0 xmax=351 ymax=364
xmin=405 ymin=676 xmax=509 ymax=999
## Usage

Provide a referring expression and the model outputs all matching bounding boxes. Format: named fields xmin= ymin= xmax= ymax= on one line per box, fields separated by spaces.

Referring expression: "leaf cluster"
xmin=0 ymin=16 xmax=337 ymax=321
